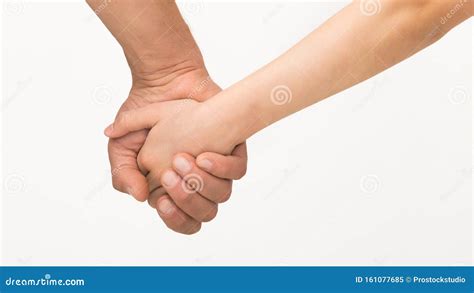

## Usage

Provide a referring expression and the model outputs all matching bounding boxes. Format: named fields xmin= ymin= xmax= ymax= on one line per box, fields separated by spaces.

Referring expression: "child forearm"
xmin=208 ymin=0 xmax=472 ymax=142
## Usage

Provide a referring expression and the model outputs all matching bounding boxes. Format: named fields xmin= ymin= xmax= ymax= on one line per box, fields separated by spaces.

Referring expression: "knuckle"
xmin=111 ymin=175 xmax=123 ymax=191
xmin=201 ymin=206 xmax=218 ymax=222
xmin=235 ymin=165 xmax=247 ymax=180
xmin=174 ymin=184 xmax=192 ymax=202
xmin=181 ymin=222 xmax=201 ymax=235
xmin=137 ymin=151 xmax=153 ymax=170
xmin=111 ymin=180 xmax=121 ymax=191
xmin=219 ymin=162 xmax=231 ymax=176
xmin=147 ymin=196 xmax=157 ymax=208
xmin=162 ymin=214 xmax=182 ymax=231
xmin=179 ymin=177 xmax=202 ymax=199
xmin=216 ymin=184 xmax=232 ymax=203
xmin=160 ymin=205 xmax=202 ymax=235
xmin=116 ymin=112 xmax=129 ymax=128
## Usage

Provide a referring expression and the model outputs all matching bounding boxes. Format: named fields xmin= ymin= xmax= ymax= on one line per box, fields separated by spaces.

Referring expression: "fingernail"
xmin=161 ymin=170 xmax=179 ymax=188
xmin=104 ymin=123 xmax=114 ymax=136
xmin=196 ymin=158 xmax=213 ymax=171
xmin=173 ymin=156 xmax=192 ymax=173
xmin=158 ymin=199 xmax=175 ymax=215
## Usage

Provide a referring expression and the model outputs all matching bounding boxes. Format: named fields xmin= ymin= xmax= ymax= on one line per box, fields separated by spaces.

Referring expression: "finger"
xmin=146 ymin=170 xmax=163 ymax=194
xmin=161 ymin=169 xmax=218 ymax=222
xmin=156 ymin=195 xmax=202 ymax=235
xmin=196 ymin=142 xmax=248 ymax=180
xmin=108 ymin=135 xmax=149 ymax=202
xmin=147 ymin=186 xmax=166 ymax=209
xmin=172 ymin=153 xmax=232 ymax=203
xmin=104 ymin=104 xmax=162 ymax=138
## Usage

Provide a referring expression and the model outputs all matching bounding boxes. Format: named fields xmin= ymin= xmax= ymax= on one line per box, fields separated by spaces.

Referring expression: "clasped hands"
xmin=94 ymin=0 xmax=473 ymax=235
xmin=85 ymin=0 xmax=250 ymax=235
xmin=105 ymin=65 xmax=247 ymax=235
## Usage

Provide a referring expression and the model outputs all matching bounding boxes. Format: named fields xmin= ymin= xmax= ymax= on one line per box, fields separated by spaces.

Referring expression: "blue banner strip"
xmin=1 ymin=266 xmax=472 ymax=292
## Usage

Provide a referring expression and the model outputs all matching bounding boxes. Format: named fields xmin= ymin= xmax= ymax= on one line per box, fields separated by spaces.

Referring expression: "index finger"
xmin=195 ymin=142 xmax=248 ymax=180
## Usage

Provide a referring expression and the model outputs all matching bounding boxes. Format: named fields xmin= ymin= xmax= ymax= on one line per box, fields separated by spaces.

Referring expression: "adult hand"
xmin=86 ymin=0 xmax=247 ymax=233
xmin=108 ymin=67 xmax=247 ymax=234
xmin=106 ymin=97 xmax=249 ymax=233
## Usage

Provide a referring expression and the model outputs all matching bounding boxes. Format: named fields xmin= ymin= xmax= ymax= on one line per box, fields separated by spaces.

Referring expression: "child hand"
xmin=105 ymin=99 xmax=246 ymax=233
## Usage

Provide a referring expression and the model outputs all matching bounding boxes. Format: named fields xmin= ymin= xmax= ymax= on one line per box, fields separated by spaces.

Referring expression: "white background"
xmin=1 ymin=0 xmax=472 ymax=265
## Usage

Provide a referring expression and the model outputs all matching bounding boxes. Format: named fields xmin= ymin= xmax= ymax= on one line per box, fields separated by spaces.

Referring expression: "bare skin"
xmin=86 ymin=0 xmax=247 ymax=234
xmin=105 ymin=0 xmax=472 ymax=211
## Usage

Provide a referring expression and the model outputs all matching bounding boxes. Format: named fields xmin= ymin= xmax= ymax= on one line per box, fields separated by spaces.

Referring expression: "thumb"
xmin=104 ymin=104 xmax=161 ymax=138
xmin=108 ymin=134 xmax=150 ymax=201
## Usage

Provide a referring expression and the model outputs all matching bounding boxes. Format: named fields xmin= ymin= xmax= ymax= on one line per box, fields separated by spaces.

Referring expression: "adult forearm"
xmin=210 ymin=0 xmax=472 ymax=142
xmin=86 ymin=0 xmax=203 ymax=77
